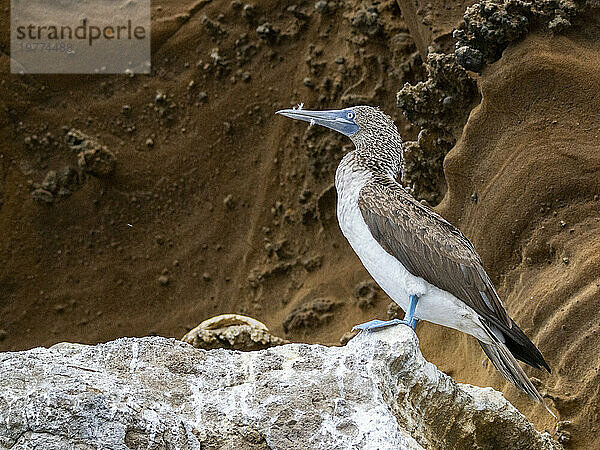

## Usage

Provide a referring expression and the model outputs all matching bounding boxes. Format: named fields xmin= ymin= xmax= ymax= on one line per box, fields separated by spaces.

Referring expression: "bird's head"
xmin=276 ymin=105 xmax=397 ymax=145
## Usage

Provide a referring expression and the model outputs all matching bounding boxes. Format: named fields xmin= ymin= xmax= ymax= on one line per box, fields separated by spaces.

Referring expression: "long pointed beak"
xmin=276 ymin=108 xmax=359 ymax=137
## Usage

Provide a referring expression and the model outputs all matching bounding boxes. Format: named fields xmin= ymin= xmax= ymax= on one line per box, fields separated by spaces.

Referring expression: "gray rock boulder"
xmin=0 ymin=326 xmax=560 ymax=449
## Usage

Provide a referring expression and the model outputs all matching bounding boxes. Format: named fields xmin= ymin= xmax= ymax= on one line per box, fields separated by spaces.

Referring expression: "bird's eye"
xmin=347 ymin=111 xmax=354 ymax=119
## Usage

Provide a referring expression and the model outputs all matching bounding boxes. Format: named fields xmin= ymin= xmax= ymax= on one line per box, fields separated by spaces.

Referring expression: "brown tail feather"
xmin=478 ymin=340 xmax=555 ymax=417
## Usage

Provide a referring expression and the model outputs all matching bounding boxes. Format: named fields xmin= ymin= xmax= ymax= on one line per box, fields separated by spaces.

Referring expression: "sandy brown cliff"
xmin=427 ymin=31 xmax=600 ymax=449
xmin=1 ymin=0 xmax=599 ymax=447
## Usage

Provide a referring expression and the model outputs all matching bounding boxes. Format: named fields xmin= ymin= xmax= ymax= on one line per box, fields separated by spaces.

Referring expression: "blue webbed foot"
xmin=353 ymin=295 xmax=420 ymax=333
xmin=352 ymin=318 xmax=412 ymax=332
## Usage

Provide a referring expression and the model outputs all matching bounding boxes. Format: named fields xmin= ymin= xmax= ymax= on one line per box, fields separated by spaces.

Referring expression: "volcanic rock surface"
xmin=0 ymin=327 xmax=560 ymax=449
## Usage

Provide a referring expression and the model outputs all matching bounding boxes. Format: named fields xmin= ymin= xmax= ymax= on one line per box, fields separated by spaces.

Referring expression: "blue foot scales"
xmin=353 ymin=294 xmax=419 ymax=332
xmin=352 ymin=318 xmax=413 ymax=332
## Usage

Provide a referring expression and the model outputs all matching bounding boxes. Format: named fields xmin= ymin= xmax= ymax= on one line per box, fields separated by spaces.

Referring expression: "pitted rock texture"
xmin=66 ymin=129 xmax=117 ymax=177
xmin=454 ymin=0 xmax=580 ymax=71
xmin=400 ymin=128 xmax=455 ymax=204
xmin=397 ymin=52 xmax=478 ymax=203
xmin=397 ymin=52 xmax=478 ymax=134
xmin=0 ymin=327 xmax=560 ymax=449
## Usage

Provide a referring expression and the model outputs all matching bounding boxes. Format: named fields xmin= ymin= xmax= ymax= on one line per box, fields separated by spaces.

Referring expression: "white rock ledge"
xmin=0 ymin=326 xmax=560 ymax=449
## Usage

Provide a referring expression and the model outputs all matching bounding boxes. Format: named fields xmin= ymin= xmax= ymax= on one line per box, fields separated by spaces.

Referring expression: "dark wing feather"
xmin=358 ymin=181 xmax=550 ymax=372
xmin=357 ymin=181 xmax=550 ymax=374
xmin=358 ymin=181 xmax=512 ymax=329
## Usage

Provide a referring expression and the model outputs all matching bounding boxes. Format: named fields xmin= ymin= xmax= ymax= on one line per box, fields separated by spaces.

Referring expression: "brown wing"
xmin=357 ymin=181 xmax=551 ymax=373
xmin=358 ymin=181 xmax=512 ymax=329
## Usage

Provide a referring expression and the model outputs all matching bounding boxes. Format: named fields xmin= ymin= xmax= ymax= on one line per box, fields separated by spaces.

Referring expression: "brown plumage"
xmin=358 ymin=177 xmax=551 ymax=402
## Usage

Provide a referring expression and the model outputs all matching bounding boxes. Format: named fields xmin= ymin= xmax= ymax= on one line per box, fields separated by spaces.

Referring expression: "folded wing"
xmin=358 ymin=179 xmax=549 ymax=372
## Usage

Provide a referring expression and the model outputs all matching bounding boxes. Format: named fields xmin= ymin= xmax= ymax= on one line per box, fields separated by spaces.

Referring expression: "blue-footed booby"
xmin=276 ymin=105 xmax=552 ymax=406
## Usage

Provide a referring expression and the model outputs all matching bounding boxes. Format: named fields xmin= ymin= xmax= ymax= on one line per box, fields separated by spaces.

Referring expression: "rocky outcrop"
xmin=454 ymin=0 xmax=580 ymax=72
xmin=30 ymin=129 xmax=116 ymax=204
xmin=182 ymin=314 xmax=289 ymax=351
xmin=397 ymin=52 xmax=479 ymax=203
xmin=0 ymin=327 xmax=559 ymax=449
xmin=396 ymin=0 xmax=600 ymax=205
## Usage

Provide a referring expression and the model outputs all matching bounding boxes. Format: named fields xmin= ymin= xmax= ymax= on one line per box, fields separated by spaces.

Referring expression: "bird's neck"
xmin=350 ymin=128 xmax=404 ymax=180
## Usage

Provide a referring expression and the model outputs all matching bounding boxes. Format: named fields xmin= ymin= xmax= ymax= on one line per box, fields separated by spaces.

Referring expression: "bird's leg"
xmin=403 ymin=294 xmax=419 ymax=330
xmin=352 ymin=295 xmax=419 ymax=332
